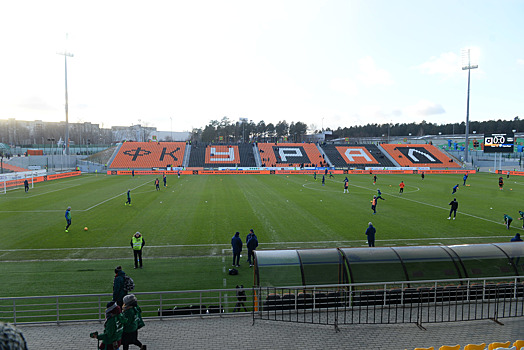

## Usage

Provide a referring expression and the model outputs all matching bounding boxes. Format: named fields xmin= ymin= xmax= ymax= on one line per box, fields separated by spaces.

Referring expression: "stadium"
xmin=1 ymin=2 xmax=524 ymax=349
xmin=1 ymin=132 xmax=523 ymax=348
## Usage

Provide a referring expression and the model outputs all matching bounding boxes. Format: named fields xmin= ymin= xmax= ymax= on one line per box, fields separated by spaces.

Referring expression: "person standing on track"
xmin=365 ymin=222 xmax=376 ymax=247
xmin=131 ymin=232 xmax=145 ymax=269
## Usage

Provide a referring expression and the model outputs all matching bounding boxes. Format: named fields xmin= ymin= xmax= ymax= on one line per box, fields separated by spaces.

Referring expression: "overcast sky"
xmin=0 ymin=0 xmax=523 ymax=133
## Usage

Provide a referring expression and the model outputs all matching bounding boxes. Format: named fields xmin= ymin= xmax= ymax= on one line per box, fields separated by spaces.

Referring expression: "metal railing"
xmin=2 ymin=277 xmax=523 ymax=328
xmin=0 ymin=287 xmax=254 ymax=325
xmin=253 ymin=276 xmax=524 ymax=330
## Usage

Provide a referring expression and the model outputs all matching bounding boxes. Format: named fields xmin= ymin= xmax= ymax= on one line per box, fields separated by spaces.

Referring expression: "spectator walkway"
xmin=18 ymin=315 xmax=524 ymax=349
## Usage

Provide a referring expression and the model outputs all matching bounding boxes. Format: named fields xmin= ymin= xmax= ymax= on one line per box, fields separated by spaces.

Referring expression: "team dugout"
xmin=253 ymin=243 xmax=524 ymax=287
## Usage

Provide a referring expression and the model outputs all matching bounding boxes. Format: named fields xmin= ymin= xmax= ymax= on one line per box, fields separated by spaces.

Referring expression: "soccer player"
xmin=125 ymin=190 xmax=131 ymax=206
xmin=373 ymin=174 xmax=377 ymax=185
xmin=448 ymin=198 xmax=458 ymax=220
xmin=452 ymin=184 xmax=459 ymax=194
xmin=163 ymin=174 xmax=167 ymax=187
xmin=155 ymin=178 xmax=160 ymax=191
xmin=343 ymin=177 xmax=349 ymax=193
xmin=421 ymin=172 xmax=425 ymax=180
xmin=507 ymin=171 xmax=510 ymax=179
xmin=463 ymin=173 xmax=468 ymax=186
xmin=65 ymin=206 xmax=72 ymax=232
xmin=499 ymin=177 xmax=504 ymax=190
xmin=399 ymin=181 xmax=405 ymax=194
xmin=518 ymin=211 xmax=524 ymax=228
xmin=177 ymin=170 xmax=181 ymax=179
xmin=313 ymin=172 xmax=317 ymax=180
xmin=377 ymin=189 xmax=385 ymax=200
xmin=24 ymin=179 xmax=29 ymax=193
xmin=322 ymin=175 xmax=325 ymax=186
xmin=504 ymin=214 xmax=513 ymax=229
xmin=371 ymin=195 xmax=377 ymax=214
xmin=329 ymin=171 xmax=334 ymax=178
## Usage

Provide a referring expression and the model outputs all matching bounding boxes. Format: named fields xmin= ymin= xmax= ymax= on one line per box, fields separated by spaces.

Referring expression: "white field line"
xmin=0 ymin=180 xmax=152 ymax=213
xmin=1 ymin=175 xmax=95 ymax=198
xmin=83 ymin=180 xmax=151 ymax=211
xmin=0 ymin=235 xmax=513 ymax=253
xmin=305 ymin=178 xmax=517 ymax=229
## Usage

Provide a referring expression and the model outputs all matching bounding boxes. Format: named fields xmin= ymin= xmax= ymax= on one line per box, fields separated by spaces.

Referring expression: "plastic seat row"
xmin=413 ymin=340 xmax=524 ymax=349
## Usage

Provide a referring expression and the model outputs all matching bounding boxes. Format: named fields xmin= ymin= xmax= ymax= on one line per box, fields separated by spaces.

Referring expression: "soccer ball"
xmin=84 ymin=227 xmax=88 ymax=231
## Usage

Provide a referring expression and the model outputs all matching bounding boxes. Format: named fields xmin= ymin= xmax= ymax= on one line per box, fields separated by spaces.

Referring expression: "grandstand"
xmin=109 ymin=141 xmax=186 ymax=169
xmin=188 ymin=143 xmax=257 ymax=168
xmin=257 ymin=143 xmax=325 ymax=167
xmin=321 ymin=144 xmax=397 ymax=168
xmin=380 ymin=143 xmax=461 ymax=168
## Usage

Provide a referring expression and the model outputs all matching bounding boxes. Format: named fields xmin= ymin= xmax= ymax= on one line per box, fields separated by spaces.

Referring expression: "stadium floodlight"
xmin=461 ymin=48 xmax=479 ymax=163
xmin=57 ymin=35 xmax=74 ymax=156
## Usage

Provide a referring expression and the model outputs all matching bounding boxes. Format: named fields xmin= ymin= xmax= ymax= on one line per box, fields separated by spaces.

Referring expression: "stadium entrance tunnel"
xmin=253 ymin=243 xmax=524 ymax=287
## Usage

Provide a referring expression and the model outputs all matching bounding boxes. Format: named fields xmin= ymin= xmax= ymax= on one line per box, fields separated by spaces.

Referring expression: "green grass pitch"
xmin=0 ymin=172 xmax=522 ymax=297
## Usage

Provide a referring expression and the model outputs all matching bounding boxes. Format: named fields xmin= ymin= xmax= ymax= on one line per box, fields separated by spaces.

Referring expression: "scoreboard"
xmin=483 ymin=133 xmax=515 ymax=153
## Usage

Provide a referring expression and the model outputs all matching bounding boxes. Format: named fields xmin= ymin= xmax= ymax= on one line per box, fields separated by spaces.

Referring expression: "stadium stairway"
xmin=316 ymin=143 xmax=333 ymax=167
xmin=182 ymin=143 xmax=191 ymax=167
xmin=377 ymin=143 xmax=401 ymax=167
xmin=106 ymin=143 xmax=123 ymax=168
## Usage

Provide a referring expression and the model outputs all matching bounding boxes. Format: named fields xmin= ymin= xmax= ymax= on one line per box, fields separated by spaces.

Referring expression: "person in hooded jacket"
xmin=121 ymin=294 xmax=146 ymax=350
xmin=90 ymin=301 xmax=124 ymax=350
xmin=113 ymin=266 xmax=128 ymax=307
xmin=231 ymin=232 xmax=242 ymax=267
xmin=246 ymin=229 xmax=258 ymax=267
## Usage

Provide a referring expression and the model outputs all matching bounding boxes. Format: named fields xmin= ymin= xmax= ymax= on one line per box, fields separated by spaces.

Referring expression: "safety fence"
xmin=253 ymin=276 xmax=524 ymax=330
xmin=1 ymin=277 xmax=523 ymax=327
xmin=0 ymin=287 xmax=253 ymax=325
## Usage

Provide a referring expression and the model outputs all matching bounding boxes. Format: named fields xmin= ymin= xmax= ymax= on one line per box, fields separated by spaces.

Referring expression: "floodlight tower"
xmin=57 ymin=39 xmax=74 ymax=156
xmin=461 ymin=48 xmax=478 ymax=163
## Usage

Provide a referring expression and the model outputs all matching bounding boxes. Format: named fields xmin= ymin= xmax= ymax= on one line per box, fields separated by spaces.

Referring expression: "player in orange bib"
xmin=399 ymin=181 xmax=405 ymax=194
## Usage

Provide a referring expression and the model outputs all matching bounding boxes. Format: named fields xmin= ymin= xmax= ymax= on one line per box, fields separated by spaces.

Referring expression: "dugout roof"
xmin=254 ymin=243 xmax=524 ymax=287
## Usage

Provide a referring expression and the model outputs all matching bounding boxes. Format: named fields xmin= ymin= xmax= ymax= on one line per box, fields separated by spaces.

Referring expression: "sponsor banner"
xmin=107 ymin=169 xmax=480 ymax=176
xmin=2 ymin=171 xmax=80 ymax=189
xmin=365 ymin=167 xmax=431 ymax=171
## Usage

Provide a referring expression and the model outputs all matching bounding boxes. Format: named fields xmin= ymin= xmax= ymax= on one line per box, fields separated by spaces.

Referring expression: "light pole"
xmin=462 ymin=48 xmax=478 ymax=163
xmin=57 ymin=36 xmax=73 ymax=156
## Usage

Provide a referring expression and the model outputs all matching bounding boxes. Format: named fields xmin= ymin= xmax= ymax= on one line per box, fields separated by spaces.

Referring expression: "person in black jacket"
xmin=231 ymin=232 xmax=242 ymax=267
xmin=246 ymin=229 xmax=258 ymax=267
xmin=448 ymin=198 xmax=458 ymax=220
xmin=365 ymin=222 xmax=376 ymax=247
xmin=113 ymin=266 xmax=128 ymax=307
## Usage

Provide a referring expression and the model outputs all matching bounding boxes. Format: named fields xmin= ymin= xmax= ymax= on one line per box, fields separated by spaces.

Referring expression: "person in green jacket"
xmin=121 ymin=294 xmax=146 ymax=350
xmin=90 ymin=301 xmax=124 ymax=350
xmin=504 ymin=214 xmax=513 ymax=229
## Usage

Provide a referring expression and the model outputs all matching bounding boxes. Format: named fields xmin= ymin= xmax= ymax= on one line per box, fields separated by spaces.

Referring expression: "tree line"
xmin=193 ymin=116 xmax=522 ymax=143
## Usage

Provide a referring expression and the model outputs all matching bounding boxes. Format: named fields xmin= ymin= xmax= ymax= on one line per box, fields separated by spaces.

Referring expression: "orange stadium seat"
xmin=488 ymin=341 xmax=511 ymax=350
xmin=380 ymin=143 xmax=460 ymax=168
xmin=258 ymin=143 xmax=324 ymax=167
xmin=439 ymin=345 xmax=460 ymax=350
xmin=110 ymin=142 xmax=186 ymax=169
xmin=513 ymin=340 xmax=524 ymax=350
xmin=464 ymin=344 xmax=486 ymax=350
